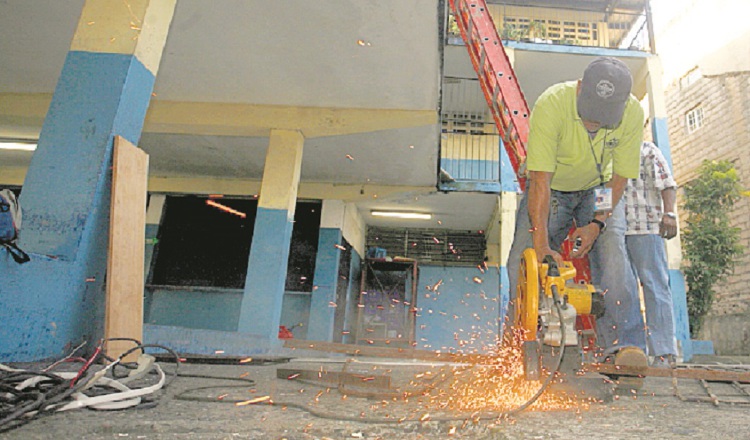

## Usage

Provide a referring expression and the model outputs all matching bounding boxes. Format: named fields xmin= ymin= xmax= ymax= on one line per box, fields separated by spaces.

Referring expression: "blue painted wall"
xmin=441 ymin=158 xmax=500 ymax=182
xmin=0 ymin=52 xmax=154 ymax=362
xmin=144 ymin=287 xmax=311 ymax=339
xmin=669 ymin=269 xmax=693 ymax=360
xmin=415 ymin=265 xmax=501 ymax=353
xmin=652 ymin=117 xmax=673 ymax=170
xmin=499 ymin=139 xmax=521 ymax=193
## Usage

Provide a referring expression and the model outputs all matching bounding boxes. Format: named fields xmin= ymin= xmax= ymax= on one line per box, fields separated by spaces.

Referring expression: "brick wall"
xmin=666 ymin=71 xmax=750 ymax=353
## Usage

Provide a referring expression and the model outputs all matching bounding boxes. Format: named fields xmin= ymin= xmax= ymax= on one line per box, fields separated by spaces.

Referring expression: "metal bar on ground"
xmin=590 ymin=363 xmax=750 ymax=383
xmin=283 ymin=339 xmax=493 ymax=364
xmin=277 ymin=367 xmax=391 ymax=389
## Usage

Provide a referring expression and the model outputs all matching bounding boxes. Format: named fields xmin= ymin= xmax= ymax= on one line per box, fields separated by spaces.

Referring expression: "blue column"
xmin=646 ymin=55 xmax=693 ymax=359
xmin=306 ymin=228 xmax=343 ymax=341
xmin=238 ymin=129 xmax=304 ymax=341
xmin=0 ymin=0 xmax=176 ymax=361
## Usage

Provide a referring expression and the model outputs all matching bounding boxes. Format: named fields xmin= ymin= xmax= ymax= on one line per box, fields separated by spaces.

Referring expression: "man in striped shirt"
xmin=624 ymin=141 xmax=678 ymax=367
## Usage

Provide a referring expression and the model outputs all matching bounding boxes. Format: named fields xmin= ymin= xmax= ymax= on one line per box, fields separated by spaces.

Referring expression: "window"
xmin=149 ymin=195 xmax=321 ymax=291
xmin=367 ymin=227 xmax=486 ymax=266
xmin=686 ymin=107 xmax=704 ymax=134
xmin=150 ymin=196 xmax=257 ymax=288
xmin=680 ymin=68 xmax=702 ymax=90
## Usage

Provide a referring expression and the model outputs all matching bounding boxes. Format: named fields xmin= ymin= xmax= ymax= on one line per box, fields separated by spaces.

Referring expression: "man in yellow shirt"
xmin=507 ymin=57 xmax=647 ymax=354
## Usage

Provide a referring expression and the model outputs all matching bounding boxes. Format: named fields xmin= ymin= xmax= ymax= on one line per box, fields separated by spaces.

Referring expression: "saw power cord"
xmin=263 ymin=264 xmax=569 ymax=424
xmin=240 ymin=300 xmax=567 ymax=425
xmin=0 ymin=338 xmax=180 ymax=433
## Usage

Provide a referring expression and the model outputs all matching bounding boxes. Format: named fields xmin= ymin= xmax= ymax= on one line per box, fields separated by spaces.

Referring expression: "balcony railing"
xmin=439 ymin=77 xmax=503 ymax=192
xmin=447 ymin=2 xmax=650 ymax=52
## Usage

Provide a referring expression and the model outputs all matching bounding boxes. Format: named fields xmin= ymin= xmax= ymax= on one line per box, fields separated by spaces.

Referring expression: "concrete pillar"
xmin=144 ymin=194 xmax=165 ymax=278
xmin=646 ymin=55 xmax=692 ymax=360
xmin=0 ymin=0 xmax=175 ymax=362
xmin=307 ymin=200 xmax=346 ymax=341
xmin=238 ymin=129 xmax=304 ymax=341
xmin=497 ymin=189 xmax=517 ymax=335
xmin=141 ymin=194 xmax=165 ymax=324
xmin=497 ymin=129 xmax=520 ymax=336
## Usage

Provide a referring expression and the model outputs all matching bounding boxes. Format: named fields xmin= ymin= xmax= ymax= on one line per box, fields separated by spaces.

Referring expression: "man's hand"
xmin=568 ymin=223 xmax=600 ymax=258
xmin=534 ymin=243 xmax=564 ymax=268
xmin=660 ymin=214 xmax=678 ymax=239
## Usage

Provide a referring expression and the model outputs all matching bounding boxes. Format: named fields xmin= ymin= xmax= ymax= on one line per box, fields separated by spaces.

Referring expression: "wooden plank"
xmin=283 ymin=339 xmax=493 ymax=364
xmin=105 ymin=136 xmax=149 ymax=362
xmin=277 ymin=367 xmax=391 ymax=389
xmin=589 ymin=364 xmax=750 ymax=383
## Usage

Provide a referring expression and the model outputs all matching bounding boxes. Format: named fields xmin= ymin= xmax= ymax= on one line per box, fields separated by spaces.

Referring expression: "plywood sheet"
xmin=105 ymin=136 xmax=149 ymax=362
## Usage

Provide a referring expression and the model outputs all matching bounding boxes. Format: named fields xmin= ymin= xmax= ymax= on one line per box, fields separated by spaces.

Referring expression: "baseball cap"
xmin=577 ymin=57 xmax=633 ymax=127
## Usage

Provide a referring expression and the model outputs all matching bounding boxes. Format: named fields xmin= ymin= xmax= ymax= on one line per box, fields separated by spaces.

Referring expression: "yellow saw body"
xmin=514 ymin=248 xmax=603 ymax=380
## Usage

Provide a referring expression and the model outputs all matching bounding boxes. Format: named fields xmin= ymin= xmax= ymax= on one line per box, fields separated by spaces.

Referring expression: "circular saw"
xmin=514 ymin=248 xmax=605 ymax=380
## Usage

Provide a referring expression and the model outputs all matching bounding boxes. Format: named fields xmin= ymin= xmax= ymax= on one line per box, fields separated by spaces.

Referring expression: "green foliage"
xmin=681 ymin=160 xmax=745 ymax=337
xmin=501 ymin=20 xmax=547 ymax=42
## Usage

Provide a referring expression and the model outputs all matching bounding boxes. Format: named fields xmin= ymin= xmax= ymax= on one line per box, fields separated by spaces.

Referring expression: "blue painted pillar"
xmin=142 ymin=194 xmax=165 ymax=323
xmin=646 ymin=55 xmax=693 ymax=360
xmin=341 ymin=249 xmax=362 ymax=344
xmin=307 ymin=200 xmax=346 ymax=341
xmin=238 ymin=130 xmax=304 ymax=341
xmin=144 ymin=194 xmax=166 ymax=278
xmin=497 ymin=49 xmax=521 ymax=336
xmin=0 ymin=1 xmax=175 ymax=362
xmin=497 ymin=139 xmax=520 ymax=336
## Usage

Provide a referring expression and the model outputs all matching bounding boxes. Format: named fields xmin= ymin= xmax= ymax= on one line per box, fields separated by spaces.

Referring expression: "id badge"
xmin=594 ymin=187 xmax=612 ymax=212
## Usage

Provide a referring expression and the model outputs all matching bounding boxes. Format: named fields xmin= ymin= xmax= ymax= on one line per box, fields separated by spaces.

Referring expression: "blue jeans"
xmin=507 ymin=189 xmax=646 ymax=352
xmin=626 ymin=234 xmax=677 ymax=356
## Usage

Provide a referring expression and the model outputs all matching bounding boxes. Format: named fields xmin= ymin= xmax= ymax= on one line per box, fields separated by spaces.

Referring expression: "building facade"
xmin=0 ymin=0 xmax=687 ymax=361
xmin=666 ymin=66 xmax=750 ymax=354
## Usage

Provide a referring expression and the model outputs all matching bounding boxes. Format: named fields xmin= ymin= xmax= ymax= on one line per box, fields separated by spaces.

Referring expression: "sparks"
xmin=206 ymin=199 xmax=247 ymax=218
xmin=235 ymin=396 xmax=270 ymax=406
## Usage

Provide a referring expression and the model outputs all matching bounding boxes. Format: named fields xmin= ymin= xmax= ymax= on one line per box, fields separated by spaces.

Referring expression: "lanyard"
xmin=586 ymin=128 xmax=609 ymax=186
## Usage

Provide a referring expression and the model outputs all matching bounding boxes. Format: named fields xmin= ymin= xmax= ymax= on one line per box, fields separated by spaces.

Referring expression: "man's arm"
xmin=528 ymin=171 xmax=564 ymax=267
xmin=660 ymin=187 xmax=678 ymax=239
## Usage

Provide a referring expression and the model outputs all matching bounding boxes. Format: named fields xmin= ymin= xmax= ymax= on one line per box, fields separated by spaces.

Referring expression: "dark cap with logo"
xmin=577 ymin=57 xmax=633 ymax=127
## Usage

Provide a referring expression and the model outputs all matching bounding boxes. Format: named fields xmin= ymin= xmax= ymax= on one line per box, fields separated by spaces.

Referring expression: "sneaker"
xmin=651 ymin=354 xmax=676 ymax=369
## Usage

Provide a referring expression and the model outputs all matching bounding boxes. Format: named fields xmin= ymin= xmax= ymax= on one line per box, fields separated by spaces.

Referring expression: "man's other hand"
xmin=660 ymin=214 xmax=678 ymax=239
xmin=569 ymin=223 xmax=600 ymax=258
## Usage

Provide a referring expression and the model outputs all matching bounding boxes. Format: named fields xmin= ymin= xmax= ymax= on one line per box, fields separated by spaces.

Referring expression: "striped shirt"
xmin=625 ymin=142 xmax=676 ymax=235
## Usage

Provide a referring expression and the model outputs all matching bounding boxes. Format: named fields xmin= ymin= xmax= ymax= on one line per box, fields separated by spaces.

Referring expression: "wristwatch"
xmin=590 ymin=218 xmax=607 ymax=232
xmin=664 ymin=212 xmax=677 ymax=219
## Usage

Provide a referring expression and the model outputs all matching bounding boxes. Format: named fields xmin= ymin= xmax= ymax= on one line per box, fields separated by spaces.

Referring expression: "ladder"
xmin=448 ymin=0 xmax=529 ymax=188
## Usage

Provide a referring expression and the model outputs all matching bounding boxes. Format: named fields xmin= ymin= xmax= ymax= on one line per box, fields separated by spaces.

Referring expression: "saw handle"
xmin=543 ymin=255 xmax=560 ymax=276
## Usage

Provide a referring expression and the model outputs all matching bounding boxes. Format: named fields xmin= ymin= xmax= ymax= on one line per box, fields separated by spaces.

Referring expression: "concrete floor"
xmin=3 ymin=355 xmax=750 ymax=440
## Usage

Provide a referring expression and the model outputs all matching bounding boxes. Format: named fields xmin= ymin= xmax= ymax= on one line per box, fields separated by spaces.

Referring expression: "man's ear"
xmin=576 ymin=79 xmax=582 ymax=95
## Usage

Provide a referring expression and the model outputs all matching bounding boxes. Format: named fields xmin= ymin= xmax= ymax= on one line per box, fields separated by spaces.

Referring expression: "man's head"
xmin=577 ymin=57 xmax=633 ymax=128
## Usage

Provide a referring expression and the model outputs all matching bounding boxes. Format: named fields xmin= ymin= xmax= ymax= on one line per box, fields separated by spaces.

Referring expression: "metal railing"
xmin=447 ymin=4 xmax=650 ymax=52
xmin=440 ymin=77 xmax=501 ymax=188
